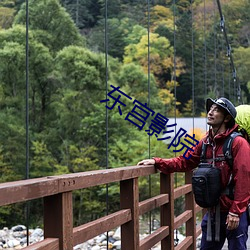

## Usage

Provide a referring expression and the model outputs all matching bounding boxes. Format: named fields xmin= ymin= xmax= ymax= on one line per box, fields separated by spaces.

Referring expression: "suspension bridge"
xmin=0 ymin=0 xmax=249 ymax=249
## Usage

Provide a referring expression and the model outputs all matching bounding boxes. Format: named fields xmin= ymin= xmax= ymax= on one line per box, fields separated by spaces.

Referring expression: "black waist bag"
xmin=192 ymin=163 xmax=221 ymax=208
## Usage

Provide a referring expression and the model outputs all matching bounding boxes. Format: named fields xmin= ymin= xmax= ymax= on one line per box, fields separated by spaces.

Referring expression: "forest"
xmin=0 ymin=0 xmax=249 ymax=228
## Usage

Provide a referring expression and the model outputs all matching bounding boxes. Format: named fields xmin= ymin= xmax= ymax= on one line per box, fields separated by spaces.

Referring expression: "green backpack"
xmin=235 ymin=105 xmax=250 ymax=141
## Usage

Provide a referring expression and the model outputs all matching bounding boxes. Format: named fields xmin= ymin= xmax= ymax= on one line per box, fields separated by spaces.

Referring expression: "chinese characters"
xmin=100 ymin=85 xmax=198 ymax=159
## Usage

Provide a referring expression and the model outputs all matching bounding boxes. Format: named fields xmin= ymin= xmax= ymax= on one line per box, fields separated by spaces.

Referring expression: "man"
xmin=138 ymin=97 xmax=250 ymax=250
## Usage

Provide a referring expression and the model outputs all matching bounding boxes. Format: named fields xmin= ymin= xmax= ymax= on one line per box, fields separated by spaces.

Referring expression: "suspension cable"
xmin=104 ymin=0 xmax=109 ymax=248
xmin=191 ymin=1 xmax=195 ymax=132
xmin=172 ymin=0 xmax=179 ymax=245
xmin=203 ymin=0 xmax=207 ymax=99
xmin=213 ymin=0 xmax=218 ymax=96
xmin=147 ymin=0 xmax=152 ymax=234
xmin=25 ymin=0 xmax=30 ymax=245
xmin=216 ymin=0 xmax=242 ymax=104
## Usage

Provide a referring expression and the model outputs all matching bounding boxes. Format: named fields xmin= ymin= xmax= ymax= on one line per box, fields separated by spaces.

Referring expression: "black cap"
xmin=206 ymin=97 xmax=237 ymax=120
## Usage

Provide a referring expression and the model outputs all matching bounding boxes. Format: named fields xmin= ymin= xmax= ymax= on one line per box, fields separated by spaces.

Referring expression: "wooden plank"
xmin=44 ymin=192 xmax=73 ymax=250
xmin=0 ymin=165 xmax=156 ymax=206
xmin=185 ymin=171 xmax=196 ymax=250
xmin=161 ymin=173 xmax=174 ymax=250
xmin=120 ymin=178 xmax=140 ymax=250
xmin=175 ymin=236 xmax=193 ymax=250
xmin=140 ymin=226 xmax=169 ymax=250
xmin=0 ymin=177 xmax=59 ymax=206
xmin=174 ymin=184 xmax=192 ymax=199
xmin=73 ymin=209 xmax=131 ymax=245
xmin=57 ymin=165 xmax=156 ymax=192
xmin=195 ymin=204 xmax=203 ymax=213
xmin=174 ymin=210 xmax=192 ymax=229
xmin=139 ymin=194 xmax=169 ymax=215
xmin=22 ymin=238 xmax=59 ymax=250
xmin=196 ymin=226 xmax=202 ymax=237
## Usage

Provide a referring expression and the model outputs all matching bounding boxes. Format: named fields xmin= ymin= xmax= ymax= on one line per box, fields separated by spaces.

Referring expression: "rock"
xmin=15 ymin=245 xmax=23 ymax=249
xmin=95 ymin=234 xmax=106 ymax=243
xmin=0 ymin=230 xmax=7 ymax=238
xmin=87 ymin=238 xmax=94 ymax=245
xmin=113 ymin=240 xmax=121 ymax=249
xmin=100 ymin=240 xmax=108 ymax=246
xmin=7 ymin=239 xmax=20 ymax=247
xmin=73 ymin=243 xmax=87 ymax=249
xmin=91 ymin=245 xmax=101 ymax=250
xmin=113 ymin=227 xmax=120 ymax=240
xmin=0 ymin=224 xmax=187 ymax=249
xmin=107 ymin=231 xmax=114 ymax=237
xmin=30 ymin=228 xmax=43 ymax=238
xmin=108 ymin=236 xmax=116 ymax=243
xmin=11 ymin=226 xmax=26 ymax=232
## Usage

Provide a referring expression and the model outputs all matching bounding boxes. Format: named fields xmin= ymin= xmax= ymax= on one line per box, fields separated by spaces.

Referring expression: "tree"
xmin=14 ymin=0 xmax=84 ymax=52
xmin=48 ymin=46 xmax=108 ymax=165
xmin=86 ymin=17 xmax=139 ymax=60
xmin=234 ymin=46 xmax=250 ymax=102
xmin=116 ymin=62 xmax=164 ymax=113
xmin=0 ymin=6 xmax=15 ymax=29
xmin=124 ymin=32 xmax=185 ymax=86
xmin=0 ymin=25 xmax=56 ymax=132
xmin=147 ymin=5 xmax=174 ymax=33
xmin=61 ymin=0 xmax=101 ymax=29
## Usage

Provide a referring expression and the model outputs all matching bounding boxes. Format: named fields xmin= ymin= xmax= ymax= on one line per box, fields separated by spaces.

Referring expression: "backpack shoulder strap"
xmin=200 ymin=142 xmax=208 ymax=162
xmin=223 ymin=132 xmax=242 ymax=169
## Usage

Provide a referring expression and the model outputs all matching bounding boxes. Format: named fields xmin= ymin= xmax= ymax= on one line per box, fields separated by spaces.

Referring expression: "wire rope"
xmin=25 ymin=0 xmax=30 ymax=245
xmin=172 ymin=0 xmax=179 ymax=245
xmin=147 ymin=0 xmax=152 ymax=234
xmin=104 ymin=0 xmax=109 ymax=248
xmin=213 ymin=0 xmax=217 ymax=96
xmin=203 ymin=0 xmax=209 ymax=133
xmin=215 ymin=0 xmax=242 ymax=104
xmin=203 ymin=0 xmax=207 ymax=99
xmin=191 ymin=1 xmax=195 ymax=133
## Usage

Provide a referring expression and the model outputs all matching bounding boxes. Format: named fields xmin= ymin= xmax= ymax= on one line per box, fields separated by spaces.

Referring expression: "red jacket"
xmin=154 ymin=124 xmax=250 ymax=216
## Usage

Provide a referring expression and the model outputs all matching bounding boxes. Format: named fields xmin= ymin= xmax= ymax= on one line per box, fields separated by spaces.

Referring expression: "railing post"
xmin=185 ymin=171 xmax=196 ymax=250
xmin=44 ymin=192 xmax=73 ymax=250
xmin=160 ymin=173 xmax=174 ymax=250
xmin=120 ymin=178 xmax=139 ymax=250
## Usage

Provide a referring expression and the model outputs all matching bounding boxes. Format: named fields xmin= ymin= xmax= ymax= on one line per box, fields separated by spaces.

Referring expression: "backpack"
xmin=192 ymin=131 xmax=241 ymax=208
xmin=235 ymin=105 xmax=250 ymax=142
xmin=192 ymin=161 xmax=221 ymax=208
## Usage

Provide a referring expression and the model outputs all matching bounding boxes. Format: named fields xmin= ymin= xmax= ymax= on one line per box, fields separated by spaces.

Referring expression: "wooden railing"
xmin=0 ymin=165 xmax=203 ymax=250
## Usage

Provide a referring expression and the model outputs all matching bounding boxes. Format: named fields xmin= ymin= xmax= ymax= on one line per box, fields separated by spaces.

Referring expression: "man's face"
xmin=207 ymin=104 xmax=226 ymax=127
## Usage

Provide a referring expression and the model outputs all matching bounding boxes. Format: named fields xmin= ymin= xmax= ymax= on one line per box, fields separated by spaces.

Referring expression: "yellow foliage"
xmin=188 ymin=127 xmax=206 ymax=141
xmin=200 ymin=112 xmax=207 ymax=118
xmin=149 ymin=5 xmax=174 ymax=31
xmin=166 ymin=80 xmax=180 ymax=91
xmin=0 ymin=7 xmax=15 ymax=29
xmin=158 ymin=89 xmax=174 ymax=105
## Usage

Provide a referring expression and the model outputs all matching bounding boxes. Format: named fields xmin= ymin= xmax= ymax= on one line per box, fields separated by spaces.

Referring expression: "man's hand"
xmin=226 ymin=213 xmax=240 ymax=230
xmin=137 ymin=159 xmax=155 ymax=166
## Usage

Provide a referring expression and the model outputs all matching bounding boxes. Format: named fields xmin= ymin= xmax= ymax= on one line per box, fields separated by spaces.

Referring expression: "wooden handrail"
xmin=0 ymin=165 xmax=203 ymax=250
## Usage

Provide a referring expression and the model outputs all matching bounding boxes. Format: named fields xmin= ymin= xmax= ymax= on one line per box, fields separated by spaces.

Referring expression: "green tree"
xmin=0 ymin=6 xmax=15 ymax=29
xmin=61 ymin=0 xmax=101 ymax=28
xmin=86 ymin=17 xmax=139 ymax=60
xmin=0 ymin=0 xmax=20 ymax=29
xmin=14 ymin=0 xmax=84 ymax=52
xmin=234 ymin=46 xmax=250 ymax=102
xmin=116 ymin=63 xmax=164 ymax=112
